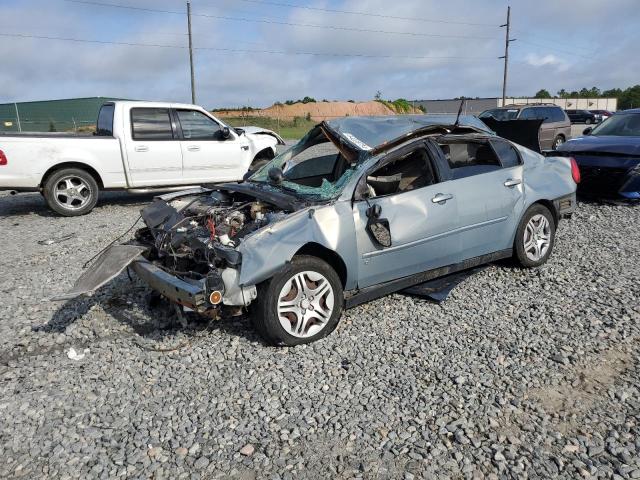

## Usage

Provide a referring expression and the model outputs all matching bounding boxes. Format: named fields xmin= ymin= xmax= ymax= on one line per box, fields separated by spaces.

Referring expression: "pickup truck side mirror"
xmin=583 ymin=127 xmax=592 ymax=135
xmin=220 ymin=127 xmax=231 ymax=140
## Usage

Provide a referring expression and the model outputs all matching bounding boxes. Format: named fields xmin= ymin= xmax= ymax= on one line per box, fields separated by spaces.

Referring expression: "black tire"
xmin=514 ymin=204 xmax=556 ymax=268
xmin=251 ymin=255 xmax=344 ymax=346
xmin=585 ymin=118 xmax=592 ymax=125
xmin=43 ymin=168 xmax=99 ymax=216
xmin=248 ymin=155 xmax=271 ymax=174
xmin=552 ymin=135 xmax=565 ymax=150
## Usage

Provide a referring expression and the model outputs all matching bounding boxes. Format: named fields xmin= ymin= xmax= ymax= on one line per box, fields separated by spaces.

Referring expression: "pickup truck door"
xmin=126 ymin=107 xmax=184 ymax=186
xmin=174 ymin=109 xmax=252 ymax=183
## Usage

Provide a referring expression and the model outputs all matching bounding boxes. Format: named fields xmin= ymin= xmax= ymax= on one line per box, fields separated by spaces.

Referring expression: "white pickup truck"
xmin=0 ymin=101 xmax=284 ymax=215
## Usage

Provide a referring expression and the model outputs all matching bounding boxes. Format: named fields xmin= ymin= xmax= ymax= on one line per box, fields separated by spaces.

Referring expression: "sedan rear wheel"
xmin=514 ymin=204 xmax=556 ymax=268
xmin=251 ymin=255 xmax=343 ymax=346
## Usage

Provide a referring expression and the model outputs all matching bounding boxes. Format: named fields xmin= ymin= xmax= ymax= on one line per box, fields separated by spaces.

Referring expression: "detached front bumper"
xmin=132 ymin=261 xmax=257 ymax=311
xmin=132 ymin=260 xmax=207 ymax=310
xmin=54 ymin=244 xmax=257 ymax=310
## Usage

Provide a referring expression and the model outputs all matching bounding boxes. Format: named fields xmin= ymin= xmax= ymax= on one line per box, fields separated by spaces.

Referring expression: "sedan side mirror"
xmin=583 ymin=127 xmax=592 ymax=135
xmin=365 ymin=203 xmax=391 ymax=248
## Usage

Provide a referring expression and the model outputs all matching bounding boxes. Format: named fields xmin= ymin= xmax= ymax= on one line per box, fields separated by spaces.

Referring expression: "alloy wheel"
xmin=523 ymin=214 xmax=551 ymax=262
xmin=553 ymin=137 xmax=564 ymax=149
xmin=54 ymin=176 xmax=92 ymax=210
xmin=277 ymin=270 xmax=335 ymax=338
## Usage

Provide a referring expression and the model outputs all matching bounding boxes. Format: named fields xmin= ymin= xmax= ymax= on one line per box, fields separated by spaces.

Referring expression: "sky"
xmin=1 ymin=0 xmax=639 ymax=109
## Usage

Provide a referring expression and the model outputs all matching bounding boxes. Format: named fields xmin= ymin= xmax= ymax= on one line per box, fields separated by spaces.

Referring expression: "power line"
xmin=0 ymin=32 xmax=185 ymax=49
xmin=66 ymin=0 xmax=500 ymax=40
xmin=232 ymin=0 xmax=499 ymax=27
xmin=516 ymin=39 xmax=591 ymax=59
xmin=0 ymin=32 xmax=497 ymax=61
xmin=511 ymin=30 xmax=592 ymax=52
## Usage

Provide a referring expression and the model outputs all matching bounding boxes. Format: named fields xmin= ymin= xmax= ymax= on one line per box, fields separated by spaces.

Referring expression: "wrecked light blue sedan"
xmin=62 ymin=115 xmax=579 ymax=346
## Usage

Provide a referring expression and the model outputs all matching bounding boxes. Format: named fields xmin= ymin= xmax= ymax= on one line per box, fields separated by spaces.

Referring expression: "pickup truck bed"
xmin=0 ymin=100 xmax=284 ymax=215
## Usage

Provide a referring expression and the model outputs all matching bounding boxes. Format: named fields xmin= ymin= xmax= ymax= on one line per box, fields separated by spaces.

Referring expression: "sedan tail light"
xmin=0 ymin=150 xmax=7 ymax=166
xmin=570 ymin=157 xmax=580 ymax=184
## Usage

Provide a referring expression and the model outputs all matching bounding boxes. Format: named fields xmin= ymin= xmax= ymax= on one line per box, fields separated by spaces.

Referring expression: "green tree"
xmin=619 ymin=85 xmax=640 ymax=109
xmin=534 ymin=89 xmax=552 ymax=99
xmin=301 ymin=96 xmax=316 ymax=104
xmin=374 ymin=90 xmax=382 ymax=101
xmin=602 ymin=88 xmax=623 ymax=98
xmin=557 ymin=89 xmax=569 ymax=98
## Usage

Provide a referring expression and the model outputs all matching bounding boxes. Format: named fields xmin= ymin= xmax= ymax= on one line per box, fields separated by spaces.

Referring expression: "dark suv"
xmin=479 ymin=104 xmax=571 ymax=150
xmin=565 ymin=109 xmax=597 ymax=124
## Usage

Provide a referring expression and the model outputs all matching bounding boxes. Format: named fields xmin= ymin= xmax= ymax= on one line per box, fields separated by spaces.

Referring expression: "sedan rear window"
xmin=490 ymin=140 xmax=520 ymax=167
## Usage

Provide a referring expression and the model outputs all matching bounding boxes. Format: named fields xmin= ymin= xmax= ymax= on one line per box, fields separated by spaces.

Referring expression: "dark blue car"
xmin=558 ymin=109 xmax=640 ymax=199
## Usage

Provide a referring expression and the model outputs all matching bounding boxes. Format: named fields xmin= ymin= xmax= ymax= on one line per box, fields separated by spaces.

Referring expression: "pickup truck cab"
xmin=0 ymin=101 xmax=284 ymax=215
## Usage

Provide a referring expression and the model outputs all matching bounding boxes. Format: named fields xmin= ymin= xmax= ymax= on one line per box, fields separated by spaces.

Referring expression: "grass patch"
xmin=222 ymin=116 xmax=316 ymax=140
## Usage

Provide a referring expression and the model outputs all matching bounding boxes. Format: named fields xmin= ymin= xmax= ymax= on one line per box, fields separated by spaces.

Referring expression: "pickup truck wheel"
xmin=43 ymin=168 xmax=99 ymax=216
xmin=514 ymin=204 xmax=556 ymax=268
xmin=248 ymin=156 xmax=271 ymax=174
xmin=251 ymin=255 xmax=344 ymax=346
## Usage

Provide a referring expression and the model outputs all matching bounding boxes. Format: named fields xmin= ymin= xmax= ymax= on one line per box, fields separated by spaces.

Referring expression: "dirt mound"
xmin=216 ymin=101 xmax=420 ymax=121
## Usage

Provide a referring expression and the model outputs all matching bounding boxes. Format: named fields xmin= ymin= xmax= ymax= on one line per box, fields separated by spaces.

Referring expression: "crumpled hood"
xmin=558 ymin=135 xmax=640 ymax=156
xmin=241 ymin=126 xmax=286 ymax=145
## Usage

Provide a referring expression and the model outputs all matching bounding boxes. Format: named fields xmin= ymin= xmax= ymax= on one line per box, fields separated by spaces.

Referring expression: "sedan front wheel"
xmin=251 ymin=255 xmax=344 ymax=346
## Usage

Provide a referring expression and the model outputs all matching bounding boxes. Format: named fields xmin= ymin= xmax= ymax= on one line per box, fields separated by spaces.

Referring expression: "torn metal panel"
xmin=52 ymin=245 xmax=147 ymax=300
xmin=480 ymin=117 xmax=543 ymax=153
xmin=401 ymin=266 xmax=487 ymax=302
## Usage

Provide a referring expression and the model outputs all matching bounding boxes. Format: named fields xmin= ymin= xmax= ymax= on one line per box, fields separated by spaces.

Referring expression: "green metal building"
xmin=0 ymin=97 xmax=128 ymax=133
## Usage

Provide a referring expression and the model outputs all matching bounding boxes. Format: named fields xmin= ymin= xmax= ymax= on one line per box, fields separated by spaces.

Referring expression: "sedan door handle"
xmin=134 ymin=145 xmax=149 ymax=152
xmin=431 ymin=193 xmax=453 ymax=204
xmin=187 ymin=145 xmax=201 ymax=152
xmin=504 ymin=178 xmax=522 ymax=188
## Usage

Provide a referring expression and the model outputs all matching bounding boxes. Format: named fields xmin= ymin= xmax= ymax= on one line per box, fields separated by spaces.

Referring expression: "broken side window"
xmin=438 ymin=140 xmax=502 ymax=179
xmin=365 ymin=148 xmax=437 ymax=198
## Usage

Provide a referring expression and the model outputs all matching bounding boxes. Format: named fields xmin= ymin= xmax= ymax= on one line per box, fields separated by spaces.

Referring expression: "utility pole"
xmin=187 ymin=1 xmax=196 ymax=104
xmin=499 ymin=6 xmax=516 ymax=106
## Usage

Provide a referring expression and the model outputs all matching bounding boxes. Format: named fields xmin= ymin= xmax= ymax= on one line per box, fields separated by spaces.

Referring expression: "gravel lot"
xmin=0 ymin=190 xmax=639 ymax=479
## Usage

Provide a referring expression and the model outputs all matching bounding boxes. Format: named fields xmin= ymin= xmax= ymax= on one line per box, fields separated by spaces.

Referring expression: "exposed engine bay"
xmin=138 ymin=190 xmax=284 ymax=271
xmin=132 ymin=188 xmax=289 ymax=310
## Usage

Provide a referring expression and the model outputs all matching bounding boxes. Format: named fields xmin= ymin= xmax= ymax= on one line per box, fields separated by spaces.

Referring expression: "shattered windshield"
xmin=249 ymin=125 xmax=362 ymax=200
xmin=590 ymin=113 xmax=640 ymax=137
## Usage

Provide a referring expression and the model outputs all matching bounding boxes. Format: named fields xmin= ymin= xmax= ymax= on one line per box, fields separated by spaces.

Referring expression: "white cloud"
xmin=524 ymin=53 xmax=570 ymax=72
xmin=0 ymin=0 xmax=639 ymax=107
